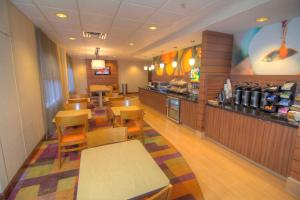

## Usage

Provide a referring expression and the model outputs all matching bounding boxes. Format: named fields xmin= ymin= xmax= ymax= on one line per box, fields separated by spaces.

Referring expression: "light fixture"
xmin=129 ymin=42 xmax=135 ymax=46
xmin=160 ymin=63 xmax=164 ymax=69
xmin=172 ymin=61 xmax=177 ymax=68
xmin=256 ymin=17 xmax=269 ymax=22
xmin=144 ymin=66 xmax=148 ymax=71
xmin=148 ymin=26 xmax=158 ymax=30
xmin=150 ymin=64 xmax=155 ymax=71
xmin=69 ymin=37 xmax=76 ymax=40
xmin=189 ymin=58 xmax=195 ymax=66
xmin=56 ymin=13 xmax=68 ymax=18
xmin=91 ymin=48 xmax=105 ymax=70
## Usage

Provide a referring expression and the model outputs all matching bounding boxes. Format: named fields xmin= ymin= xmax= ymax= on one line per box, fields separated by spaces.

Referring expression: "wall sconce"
xmin=189 ymin=58 xmax=195 ymax=66
xmin=172 ymin=61 xmax=177 ymax=68
xmin=160 ymin=63 xmax=165 ymax=69
xmin=144 ymin=66 xmax=148 ymax=71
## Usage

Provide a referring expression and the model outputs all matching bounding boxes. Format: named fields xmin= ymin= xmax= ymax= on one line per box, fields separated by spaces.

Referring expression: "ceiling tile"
xmin=162 ymin=0 xmax=212 ymax=15
xmin=80 ymin=13 xmax=113 ymax=32
xmin=11 ymin=0 xmax=33 ymax=3
xmin=12 ymin=2 xmax=45 ymax=21
xmin=78 ymin=0 xmax=121 ymax=17
xmin=116 ymin=3 xmax=156 ymax=22
xmin=33 ymin=0 xmax=77 ymax=11
xmin=123 ymin=0 xmax=168 ymax=8
xmin=39 ymin=6 xmax=80 ymax=24
xmin=111 ymin=18 xmax=142 ymax=31
xmin=147 ymin=10 xmax=184 ymax=27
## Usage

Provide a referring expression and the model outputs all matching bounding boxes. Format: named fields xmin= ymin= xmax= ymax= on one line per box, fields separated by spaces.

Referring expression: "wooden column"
xmin=198 ymin=31 xmax=233 ymax=131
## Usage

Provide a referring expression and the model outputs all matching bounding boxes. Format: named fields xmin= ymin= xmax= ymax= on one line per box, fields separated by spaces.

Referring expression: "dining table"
xmin=89 ymin=85 xmax=112 ymax=107
xmin=52 ymin=109 xmax=92 ymax=123
xmin=77 ymin=140 xmax=170 ymax=200
xmin=110 ymin=105 xmax=141 ymax=116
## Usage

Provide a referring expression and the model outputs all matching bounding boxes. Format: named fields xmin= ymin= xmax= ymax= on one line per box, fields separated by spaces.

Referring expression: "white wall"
xmin=72 ymin=58 xmax=87 ymax=94
xmin=118 ymin=59 xmax=148 ymax=93
xmin=9 ymin=3 xmax=45 ymax=154
xmin=0 ymin=0 xmax=45 ymax=193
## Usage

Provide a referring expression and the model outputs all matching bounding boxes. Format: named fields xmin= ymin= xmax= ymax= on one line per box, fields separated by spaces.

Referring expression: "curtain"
xmin=67 ymin=55 xmax=75 ymax=94
xmin=36 ymin=28 xmax=62 ymax=137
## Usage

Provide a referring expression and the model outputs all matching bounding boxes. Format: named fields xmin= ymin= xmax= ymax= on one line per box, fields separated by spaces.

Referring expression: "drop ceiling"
xmin=10 ymin=0 xmax=300 ymax=60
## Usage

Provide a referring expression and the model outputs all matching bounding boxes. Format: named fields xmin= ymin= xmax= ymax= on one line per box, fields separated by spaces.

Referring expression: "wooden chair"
xmin=63 ymin=103 xmax=87 ymax=110
xmin=55 ymin=114 xmax=88 ymax=168
xmin=120 ymin=109 xmax=144 ymax=143
xmin=147 ymin=185 xmax=172 ymax=200
xmin=68 ymin=98 xmax=89 ymax=104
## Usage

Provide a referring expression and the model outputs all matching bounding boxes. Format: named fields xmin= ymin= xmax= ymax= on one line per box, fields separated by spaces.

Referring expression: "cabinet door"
xmin=180 ymin=100 xmax=197 ymax=129
xmin=0 ymin=34 xmax=26 ymax=185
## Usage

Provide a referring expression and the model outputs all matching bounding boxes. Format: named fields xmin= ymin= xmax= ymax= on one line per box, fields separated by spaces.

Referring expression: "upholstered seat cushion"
xmin=61 ymin=133 xmax=86 ymax=144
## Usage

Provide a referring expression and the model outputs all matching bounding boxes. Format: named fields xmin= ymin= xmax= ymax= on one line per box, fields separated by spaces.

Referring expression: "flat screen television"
xmin=94 ymin=67 xmax=111 ymax=75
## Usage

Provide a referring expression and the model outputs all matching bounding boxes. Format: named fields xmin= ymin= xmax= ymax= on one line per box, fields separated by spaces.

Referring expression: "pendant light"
xmin=91 ymin=48 xmax=105 ymax=69
xmin=144 ymin=66 xmax=148 ymax=71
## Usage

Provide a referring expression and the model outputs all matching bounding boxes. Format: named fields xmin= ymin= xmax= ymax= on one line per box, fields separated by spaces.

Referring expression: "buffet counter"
xmin=205 ymin=104 xmax=299 ymax=178
xmin=139 ymin=87 xmax=199 ymax=130
xmin=208 ymin=103 xmax=298 ymax=128
xmin=139 ymin=87 xmax=198 ymax=103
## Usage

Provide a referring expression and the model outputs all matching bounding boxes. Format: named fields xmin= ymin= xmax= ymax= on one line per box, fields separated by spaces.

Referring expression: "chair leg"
xmin=58 ymin=146 xmax=61 ymax=168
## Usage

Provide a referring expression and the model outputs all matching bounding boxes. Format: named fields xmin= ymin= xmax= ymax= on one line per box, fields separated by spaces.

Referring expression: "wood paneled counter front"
xmin=205 ymin=104 xmax=299 ymax=179
xmin=139 ymin=88 xmax=198 ymax=130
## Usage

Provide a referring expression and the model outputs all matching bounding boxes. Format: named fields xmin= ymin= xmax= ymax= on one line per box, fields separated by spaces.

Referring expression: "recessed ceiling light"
xmin=56 ymin=13 xmax=68 ymax=18
xmin=148 ymin=26 xmax=158 ymax=30
xmin=256 ymin=17 xmax=269 ymax=22
xmin=129 ymin=42 xmax=135 ymax=46
xmin=69 ymin=37 xmax=76 ymax=41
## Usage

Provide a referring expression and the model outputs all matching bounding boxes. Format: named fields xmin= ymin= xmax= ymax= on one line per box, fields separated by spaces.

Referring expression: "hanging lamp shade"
xmin=91 ymin=59 xmax=105 ymax=69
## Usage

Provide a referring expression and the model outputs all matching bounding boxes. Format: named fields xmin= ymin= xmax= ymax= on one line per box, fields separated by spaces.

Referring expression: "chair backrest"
xmin=63 ymin=103 xmax=87 ymax=110
xmin=120 ymin=109 xmax=144 ymax=122
xmin=55 ymin=114 xmax=89 ymax=140
xmin=68 ymin=98 xmax=89 ymax=103
xmin=147 ymin=185 xmax=172 ymax=200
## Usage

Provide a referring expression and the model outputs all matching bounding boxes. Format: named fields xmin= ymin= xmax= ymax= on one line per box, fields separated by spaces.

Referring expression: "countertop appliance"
xmin=250 ymin=86 xmax=261 ymax=108
xmin=167 ymin=96 xmax=180 ymax=123
xmin=234 ymin=86 xmax=243 ymax=105
xmin=242 ymin=86 xmax=252 ymax=107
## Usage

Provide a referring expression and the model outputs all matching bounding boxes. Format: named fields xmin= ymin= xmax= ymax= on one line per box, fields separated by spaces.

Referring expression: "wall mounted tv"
xmin=94 ymin=67 xmax=111 ymax=75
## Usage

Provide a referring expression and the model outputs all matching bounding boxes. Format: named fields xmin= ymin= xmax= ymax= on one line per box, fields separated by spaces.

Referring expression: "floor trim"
xmin=1 ymin=135 xmax=45 ymax=199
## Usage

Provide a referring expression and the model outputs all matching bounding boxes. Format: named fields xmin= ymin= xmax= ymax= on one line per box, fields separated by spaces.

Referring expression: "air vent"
xmin=82 ymin=31 xmax=107 ymax=40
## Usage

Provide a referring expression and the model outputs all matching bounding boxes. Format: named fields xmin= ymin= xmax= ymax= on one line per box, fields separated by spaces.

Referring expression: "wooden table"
xmin=77 ymin=140 xmax=169 ymax=200
xmin=89 ymin=85 xmax=112 ymax=107
xmin=87 ymin=127 xmax=127 ymax=148
xmin=110 ymin=105 xmax=141 ymax=116
xmin=52 ymin=109 xmax=92 ymax=123
xmin=67 ymin=97 xmax=90 ymax=103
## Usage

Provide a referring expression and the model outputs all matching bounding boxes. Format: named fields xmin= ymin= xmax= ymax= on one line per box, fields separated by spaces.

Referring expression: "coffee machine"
xmin=234 ymin=86 xmax=243 ymax=105
xmin=250 ymin=86 xmax=261 ymax=108
xmin=242 ymin=86 xmax=252 ymax=107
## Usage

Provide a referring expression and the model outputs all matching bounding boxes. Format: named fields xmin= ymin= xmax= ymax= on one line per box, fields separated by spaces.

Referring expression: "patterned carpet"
xmin=8 ymin=119 xmax=203 ymax=199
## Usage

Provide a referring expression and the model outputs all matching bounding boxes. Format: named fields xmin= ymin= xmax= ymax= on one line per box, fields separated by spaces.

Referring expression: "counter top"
xmin=139 ymin=87 xmax=198 ymax=103
xmin=207 ymin=103 xmax=299 ymax=128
